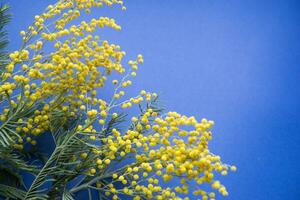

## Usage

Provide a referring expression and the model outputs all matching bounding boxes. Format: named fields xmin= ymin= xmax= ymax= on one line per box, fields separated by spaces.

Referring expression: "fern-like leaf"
xmin=0 ymin=4 xmax=11 ymax=69
xmin=0 ymin=184 xmax=26 ymax=200
xmin=62 ymin=190 xmax=75 ymax=200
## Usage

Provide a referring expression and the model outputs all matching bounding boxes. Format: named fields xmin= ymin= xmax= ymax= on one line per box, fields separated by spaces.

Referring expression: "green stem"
xmin=23 ymin=148 xmax=58 ymax=200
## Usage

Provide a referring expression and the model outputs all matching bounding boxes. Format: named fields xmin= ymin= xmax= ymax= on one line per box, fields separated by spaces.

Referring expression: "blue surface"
xmin=5 ymin=0 xmax=300 ymax=199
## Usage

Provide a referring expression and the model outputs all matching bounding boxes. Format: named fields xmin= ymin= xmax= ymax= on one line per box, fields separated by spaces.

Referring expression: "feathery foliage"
xmin=0 ymin=4 xmax=10 ymax=69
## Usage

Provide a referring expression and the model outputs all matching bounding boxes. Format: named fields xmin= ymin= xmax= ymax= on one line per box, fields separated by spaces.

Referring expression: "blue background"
xmin=5 ymin=0 xmax=300 ymax=199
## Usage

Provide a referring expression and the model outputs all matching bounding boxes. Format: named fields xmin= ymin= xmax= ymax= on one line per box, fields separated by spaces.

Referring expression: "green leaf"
xmin=0 ymin=184 xmax=26 ymax=200
xmin=0 ymin=102 xmax=41 ymax=148
xmin=62 ymin=190 xmax=74 ymax=200
xmin=103 ymin=112 xmax=127 ymax=137
xmin=0 ymin=166 xmax=24 ymax=188
xmin=0 ymin=4 xmax=11 ymax=68
xmin=0 ymin=149 xmax=38 ymax=173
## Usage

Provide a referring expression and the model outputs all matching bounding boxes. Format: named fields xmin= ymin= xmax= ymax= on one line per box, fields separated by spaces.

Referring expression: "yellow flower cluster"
xmin=0 ymin=0 xmax=235 ymax=199
xmin=0 ymin=0 xmax=128 ymax=148
xmin=88 ymin=109 xmax=236 ymax=200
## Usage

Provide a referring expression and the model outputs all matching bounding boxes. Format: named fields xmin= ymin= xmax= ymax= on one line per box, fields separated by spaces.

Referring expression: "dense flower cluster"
xmin=91 ymin=111 xmax=237 ymax=200
xmin=0 ymin=0 xmax=236 ymax=199
xmin=1 ymin=0 xmax=128 ymax=148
